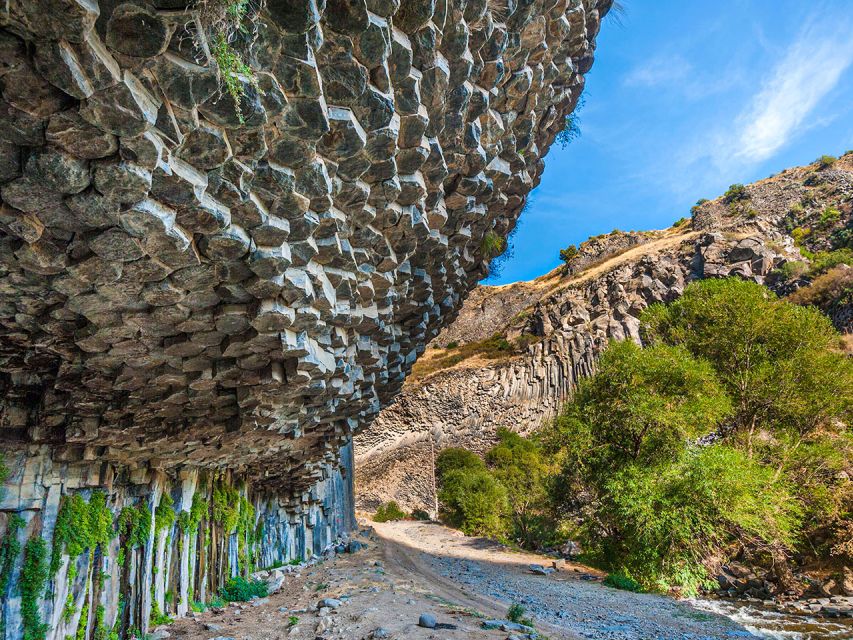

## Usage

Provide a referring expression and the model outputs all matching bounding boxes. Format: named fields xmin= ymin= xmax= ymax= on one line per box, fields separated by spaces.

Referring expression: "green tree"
xmin=550 ymin=340 xmax=731 ymax=480
xmin=438 ymin=467 xmax=508 ymax=538
xmin=642 ymin=279 xmax=852 ymax=445
xmin=602 ymin=446 xmax=800 ymax=594
xmin=435 ymin=448 xmax=484 ymax=481
xmin=486 ymin=429 xmax=551 ymax=547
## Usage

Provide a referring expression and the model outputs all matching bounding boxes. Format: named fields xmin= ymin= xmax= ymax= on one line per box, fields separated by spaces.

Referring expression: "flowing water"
xmin=691 ymin=599 xmax=853 ymax=639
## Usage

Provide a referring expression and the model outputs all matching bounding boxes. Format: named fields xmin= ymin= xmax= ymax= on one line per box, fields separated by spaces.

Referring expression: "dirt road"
xmin=166 ymin=520 xmax=755 ymax=640
xmin=376 ymin=520 xmax=755 ymax=640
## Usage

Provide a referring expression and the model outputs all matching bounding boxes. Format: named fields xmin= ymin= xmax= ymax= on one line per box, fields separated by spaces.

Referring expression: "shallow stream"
xmin=691 ymin=599 xmax=853 ymax=639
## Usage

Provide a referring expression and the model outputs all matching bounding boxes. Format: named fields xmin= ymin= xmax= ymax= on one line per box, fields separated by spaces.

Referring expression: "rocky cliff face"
xmin=355 ymin=158 xmax=853 ymax=513
xmin=0 ymin=0 xmax=610 ymax=637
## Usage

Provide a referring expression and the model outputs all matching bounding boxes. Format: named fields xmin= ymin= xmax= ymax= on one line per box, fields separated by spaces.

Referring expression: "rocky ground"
xmin=164 ymin=521 xmax=760 ymax=640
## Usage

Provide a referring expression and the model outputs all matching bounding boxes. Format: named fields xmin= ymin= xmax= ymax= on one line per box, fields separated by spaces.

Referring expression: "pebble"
xmin=372 ymin=628 xmax=390 ymax=638
xmin=318 ymin=597 xmax=343 ymax=609
xmin=418 ymin=613 xmax=436 ymax=628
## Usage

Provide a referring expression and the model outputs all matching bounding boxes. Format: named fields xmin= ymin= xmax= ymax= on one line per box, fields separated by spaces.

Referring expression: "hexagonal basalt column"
xmin=0 ymin=0 xmax=610 ymax=636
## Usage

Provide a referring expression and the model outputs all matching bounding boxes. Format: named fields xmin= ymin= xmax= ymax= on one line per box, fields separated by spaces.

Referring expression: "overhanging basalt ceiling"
xmin=0 ymin=0 xmax=609 ymax=489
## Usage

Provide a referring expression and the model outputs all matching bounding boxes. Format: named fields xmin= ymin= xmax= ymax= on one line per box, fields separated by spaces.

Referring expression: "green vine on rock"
xmin=21 ymin=536 xmax=49 ymax=640
xmin=195 ymin=0 xmax=262 ymax=124
xmin=118 ymin=505 xmax=151 ymax=553
xmin=154 ymin=493 xmax=176 ymax=537
xmin=50 ymin=492 xmax=114 ymax=579
xmin=0 ymin=513 xmax=24 ymax=593
xmin=177 ymin=493 xmax=208 ymax=536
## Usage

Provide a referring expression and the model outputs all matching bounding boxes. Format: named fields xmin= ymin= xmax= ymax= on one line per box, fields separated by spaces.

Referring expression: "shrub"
xmin=220 ymin=576 xmax=268 ymax=602
xmin=486 ymin=429 xmax=552 ymax=549
xmin=808 ymin=248 xmax=853 ymax=276
xmin=788 ymin=265 xmax=853 ymax=308
xmin=436 ymin=448 xmax=485 ymax=482
xmin=672 ymin=217 xmax=689 ymax=228
xmin=506 ymin=603 xmax=534 ymax=627
xmin=600 ymin=446 xmax=800 ymax=594
xmin=514 ymin=333 xmax=540 ymax=352
xmin=690 ymin=198 xmax=710 ymax=215
xmin=559 ymin=244 xmax=579 ymax=267
xmin=818 ymin=206 xmax=841 ymax=229
xmin=603 ymin=573 xmax=642 ymax=592
xmin=556 ymin=112 xmax=581 ymax=149
xmin=373 ymin=501 xmax=407 ymax=523
xmin=723 ymin=184 xmax=748 ymax=203
xmin=772 ymin=260 xmax=807 ymax=281
xmin=411 ymin=509 xmax=430 ymax=521
xmin=438 ymin=467 xmax=508 ymax=538
xmin=816 ymin=154 xmax=837 ymax=169
xmin=445 ymin=341 xmax=459 ymax=349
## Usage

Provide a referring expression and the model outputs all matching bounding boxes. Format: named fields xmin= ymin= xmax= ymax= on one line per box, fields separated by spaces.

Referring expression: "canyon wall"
xmin=0 ymin=0 xmax=611 ymax=637
xmin=355 ymin=160 xmax=853 ymax=513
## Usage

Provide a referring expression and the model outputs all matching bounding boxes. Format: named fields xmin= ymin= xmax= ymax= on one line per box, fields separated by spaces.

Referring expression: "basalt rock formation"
xmin=0 ymin=0 xmax=611 ymax=637
xmin=355 ymin=157 xmax=853 ymax=513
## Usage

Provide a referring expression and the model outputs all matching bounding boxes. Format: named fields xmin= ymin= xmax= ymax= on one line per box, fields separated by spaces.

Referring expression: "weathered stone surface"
xmin=0 ymin=1 xmax=610 ymax=636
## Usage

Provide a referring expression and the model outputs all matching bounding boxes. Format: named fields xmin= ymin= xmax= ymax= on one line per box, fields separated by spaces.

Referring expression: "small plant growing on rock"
xmin=288 ymin=615 xmax=299 ymax=627
xmin=816 ymin=154 xmax=837 ymax=169
xmin=481 ymin=230 xmax=507 ymax=260
xmin=507 ymin=603 xmax=534 ymax=627
xmin=193 ymin=0 xmax=263 ymax=124
xmin=559 ymin=244 xmax=579 ymax=272
xmin=723 ymin=183 xmax=748 ymax=203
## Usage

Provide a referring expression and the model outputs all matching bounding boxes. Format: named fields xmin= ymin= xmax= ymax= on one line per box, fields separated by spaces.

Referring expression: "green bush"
xmin=816 ymin=154 xmax=837 ymax=169
xmin=436 ymin=448 xmax=484 ymax=482
xmin=220 ymin=576 xmax=268 ymax=602
xmin=438 ymin=466 xmax=508 ymax=538
xmin=603 ymin=573 xmax=642 ymax=592
xmin=506 ymin=603 xmax=534 ymax=627
xmin=808 ymin=248 xmax=853 ymax=276
xmin=723 ymin=183 xmax=748 ymax=203
xmin=486 ymin=429 xmax=553 ymax=549
xmin=818 ymin=206 xmax=841 ymax=229
xmin=601 ymin=446 xmax=799 ymax=594
xmin=559 ymin=244 xmax=579 ymax=267
xmin=411 ymin=509 xmax=430 ymax=521
xmin=373 ymin=501 xmax=408 ymax=523
xmin=773 ymin=260 xmax=807 ymax=280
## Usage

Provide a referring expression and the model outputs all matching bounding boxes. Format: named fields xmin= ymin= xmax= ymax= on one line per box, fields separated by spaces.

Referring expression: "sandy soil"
xmin=165 ymin=520 xmax=754 ymax=640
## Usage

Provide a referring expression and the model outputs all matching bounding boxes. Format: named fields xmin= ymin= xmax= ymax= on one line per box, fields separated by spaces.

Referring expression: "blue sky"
xmin=488 ymin=0 xmax=853 ymax=284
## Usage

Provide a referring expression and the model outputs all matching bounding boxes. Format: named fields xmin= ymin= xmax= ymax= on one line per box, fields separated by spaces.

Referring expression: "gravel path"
xmin=376 ymin=520 xmax=757 ymax=640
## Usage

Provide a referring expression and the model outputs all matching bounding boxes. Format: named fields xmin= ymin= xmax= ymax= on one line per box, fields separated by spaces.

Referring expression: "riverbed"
xmin=691 ymin=599 xmax=853 ymax=639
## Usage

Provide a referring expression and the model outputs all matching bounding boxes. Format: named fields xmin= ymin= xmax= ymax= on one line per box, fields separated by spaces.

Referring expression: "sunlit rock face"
xmin=0 ymin=0 xmax=608 ymax=636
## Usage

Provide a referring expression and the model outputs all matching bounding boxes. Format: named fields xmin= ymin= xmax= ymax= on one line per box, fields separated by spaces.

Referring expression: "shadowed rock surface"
xmin=0 ymin=0 xmax=611 ymax=638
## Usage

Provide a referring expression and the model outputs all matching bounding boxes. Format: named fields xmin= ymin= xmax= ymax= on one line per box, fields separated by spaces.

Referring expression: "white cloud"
xmin=624 ymin=54 xmax=691 ymax=88
xmin=727 ymin=18 xmax=853 ymax=165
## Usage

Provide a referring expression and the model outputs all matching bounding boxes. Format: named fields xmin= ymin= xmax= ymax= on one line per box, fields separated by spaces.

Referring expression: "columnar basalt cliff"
xmin=355 ymin=159 xmax=853 ymax=513
xmin=0 ymin=0 xmax=610 ymax=637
